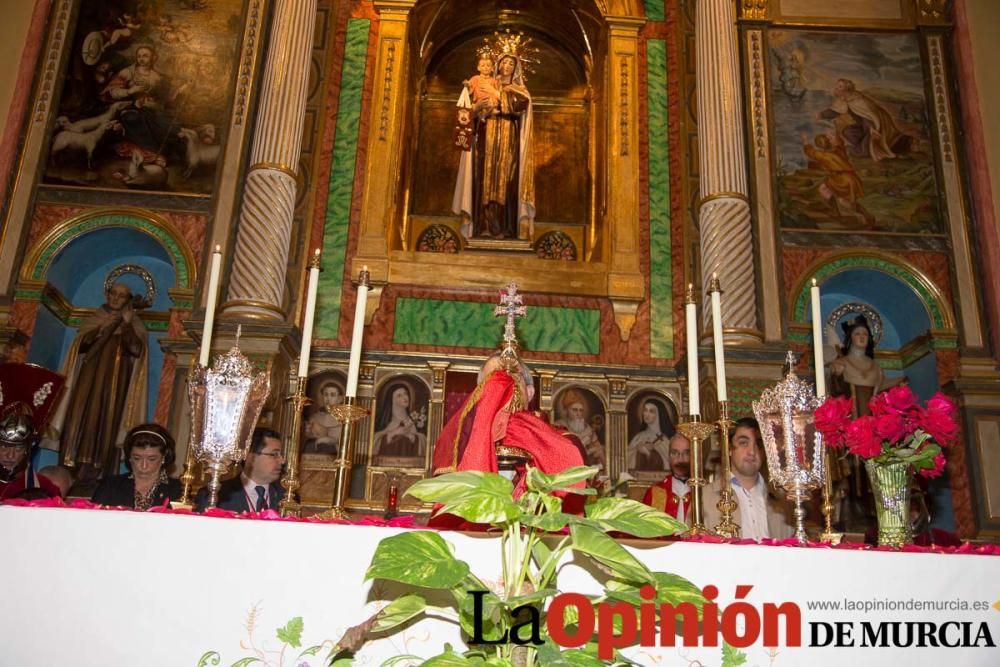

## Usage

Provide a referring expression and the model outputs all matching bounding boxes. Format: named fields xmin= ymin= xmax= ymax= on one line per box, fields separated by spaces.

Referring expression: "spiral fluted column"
xmin=223 ymin=0 xmax=317 ymax=319
xmin=696 ymin=0 xmax=760 ymax=342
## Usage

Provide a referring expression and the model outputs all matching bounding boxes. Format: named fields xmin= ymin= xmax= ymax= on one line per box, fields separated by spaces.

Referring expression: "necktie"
xmin=255 ymin=485 xmax=266 ymax=512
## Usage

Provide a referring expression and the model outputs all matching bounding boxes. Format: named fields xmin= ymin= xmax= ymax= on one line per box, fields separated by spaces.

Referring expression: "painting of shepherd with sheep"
xmin=44 ymin=0 xmax=243 ymax=194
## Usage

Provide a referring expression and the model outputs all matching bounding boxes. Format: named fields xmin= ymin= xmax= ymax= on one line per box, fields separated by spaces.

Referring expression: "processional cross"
xmin=495 ymin=282 xmax=526 ymax=352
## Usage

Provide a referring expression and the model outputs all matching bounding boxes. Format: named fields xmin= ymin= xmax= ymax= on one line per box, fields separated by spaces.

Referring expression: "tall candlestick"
xmin=297 ymin=249 xmax=321 ymax=379
xmin=708 ymin=273 xmax=727 ymax=402
xmin=346 ymin=266 xmax=371 ymax=397
xmin=685 ymin=283 xmax=700 ymax=416
xmin=810 ymin=278 xmax=826 ymax=397
xmin=199 ymin=245 xmax=222 ymax=367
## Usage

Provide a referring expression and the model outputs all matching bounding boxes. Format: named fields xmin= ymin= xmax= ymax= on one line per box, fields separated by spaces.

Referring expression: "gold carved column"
xmin=352 ymin=0 xmax=417 ymax=318
xmin=696 ymin=0 xmax=760 ymax=342
xmin=605 ymin=16 xmax=647 ymax=340
xmin=223 ymin=0 xmax=317 ymax=319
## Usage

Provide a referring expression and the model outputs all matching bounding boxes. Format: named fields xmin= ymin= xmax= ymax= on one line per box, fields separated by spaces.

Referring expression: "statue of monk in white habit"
xmin=55 ymin=281 xmax=148 ymax=481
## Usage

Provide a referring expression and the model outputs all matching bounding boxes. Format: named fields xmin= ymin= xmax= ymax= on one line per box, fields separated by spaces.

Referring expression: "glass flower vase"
xmin=865 ymin=460 xmax=913 ymax=548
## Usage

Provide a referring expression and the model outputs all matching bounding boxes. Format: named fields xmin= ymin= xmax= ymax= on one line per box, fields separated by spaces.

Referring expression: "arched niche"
xmin=405 ymin=1 xmax=605 ymax=257
xmin=21 ymin=211 xmax=194 ymax=422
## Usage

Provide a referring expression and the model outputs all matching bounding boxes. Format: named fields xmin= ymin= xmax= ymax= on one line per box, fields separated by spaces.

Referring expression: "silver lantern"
xmin=187 ymin=332 xmax=270 ymax=508
xmin=752 ymin=352 xmax=826 ymax=542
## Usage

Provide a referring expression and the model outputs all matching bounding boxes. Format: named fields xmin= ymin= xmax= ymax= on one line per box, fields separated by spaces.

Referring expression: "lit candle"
xmin=346 ymin=265 xmax=370 ymax=397
xmin=811 ymin=278 xmax=826 ymax=397
xmin=685 ymin=283 xmax=700 ymax=417
xmin=199 ymin=245 xmax=222 ymax=367
xmin=297 ymin=249 xmax=321 ymax=379
xmin=709 ymin=273 xmax=727 ymax=402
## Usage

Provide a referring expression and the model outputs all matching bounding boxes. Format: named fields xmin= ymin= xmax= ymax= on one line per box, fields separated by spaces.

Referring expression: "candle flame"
xmin=214 ymin=244 xmax=221 ymax=253
xmin=811 ymin=278 xmax=817 ymax=287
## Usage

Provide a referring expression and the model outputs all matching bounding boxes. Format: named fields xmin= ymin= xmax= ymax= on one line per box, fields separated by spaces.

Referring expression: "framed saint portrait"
xmin=625 ymin=391 xmax=679 ymax=482
xmin=551 ymin=386 xmax=607 ymax=472
xmin=301 ymin=370 xmax=347 ymax=458
xmin=369 ymin=375 xmax=430 ymax=468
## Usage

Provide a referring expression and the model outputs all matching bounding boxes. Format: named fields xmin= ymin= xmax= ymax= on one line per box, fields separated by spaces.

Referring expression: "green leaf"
xmin=570 ymin=523 xmax=653 ymax=584
xmin=371 ymin=594 xmax=427 ymax=633
xmin=505 ymin=587 xmax=557 ymax=608
xmin=521 ymin=511 xmax=574 ymax=532
xmin=381 ymin=655 xmax=425 ymax=666
xmin=458 ymin=589 xmax=505 ymax=640
xmin=196 ymin=652 xmax=220 ymax=667
xmin=584 ymin=498 xmax=688 ymax=538
xmin=722 ymin=642 xmax=749 ymax=667
xmin=421 ymin=645 xmax=480 ymax=665
xmin=276 ymin=617 xmax=303 ymax=648
xmin=407 ymin=472 xmax=520 ymax=524
xmin=229 ymin=659 xmax=262 ymax=667
xmin=297 ymin=645 xmax=322 ymax=658
xmin=366 ymin=531 xmax=470 ymax=589
xmin=526 ymin=466 xmax=600 ymax=493
xmin=606 ymin=572 xmax=705 ymax=609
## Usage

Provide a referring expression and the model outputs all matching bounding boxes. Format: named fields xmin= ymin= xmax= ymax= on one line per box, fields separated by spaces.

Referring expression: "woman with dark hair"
xmin=373 ymin=383 xmax=426 ymax=459
xmin=827 ymin=315 xmax=899 ymax=416
xmin=91 ymin=423 xmax=180 ymax=510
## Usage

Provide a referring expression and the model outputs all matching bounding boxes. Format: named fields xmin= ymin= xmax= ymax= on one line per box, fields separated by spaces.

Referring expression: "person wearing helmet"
xmin=0 ymin=407 xmax=61 ymax=501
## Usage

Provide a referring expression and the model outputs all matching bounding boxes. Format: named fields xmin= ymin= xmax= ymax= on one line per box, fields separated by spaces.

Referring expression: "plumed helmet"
xmin=0 ymin=405 xmax=35 ymax=448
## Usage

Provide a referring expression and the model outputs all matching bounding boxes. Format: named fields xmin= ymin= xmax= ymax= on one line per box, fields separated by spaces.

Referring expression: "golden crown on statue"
xmin=477 ymin=29 xmax=541 ymax=77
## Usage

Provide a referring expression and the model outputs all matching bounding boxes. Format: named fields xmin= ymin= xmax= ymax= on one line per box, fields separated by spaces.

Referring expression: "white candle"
xmin=709 ymin=273 xmax=727 ymax=402
xmin=811 ymin=278 xmax=826 ymax=397
xmin=199 ymin=245 xmax=222 ymax=367
xmin=685 ymin=284 xmax=700 ymax=417
xmin=346 ymin=265 xmax=370 ymax=397
xmin=298 ymin=249 xmax=321 ymax=379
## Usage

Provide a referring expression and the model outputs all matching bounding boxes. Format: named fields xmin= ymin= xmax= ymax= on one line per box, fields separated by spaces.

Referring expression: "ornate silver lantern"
xmin=752 ymin=352 xmax=826 ymax=542
xmin=187 ymin=329 xmax=270 ymax=508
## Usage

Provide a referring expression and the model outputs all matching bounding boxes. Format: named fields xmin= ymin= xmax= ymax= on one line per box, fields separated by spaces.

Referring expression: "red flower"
xmin=926 ymin=393 xmax=956 ymax=416
xmin=815 ymin=396 xmax=853 ymax=448
xmin=919 ymin=407 xmax=959 ymax=447
xmin=874 ymin=412 xmax=907 ymax=444
xmin=885 ymin=385 xmax=918 ymax=413
xmin=845 ymin=416 xmax=883 ymax=458
xmin=919 ymin=453 xmax=947 ymax=479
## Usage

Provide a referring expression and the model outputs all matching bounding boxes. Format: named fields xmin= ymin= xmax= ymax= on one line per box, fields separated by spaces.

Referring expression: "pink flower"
xmin=920 ymin=453 xmax=947 ymax=479
xmin=815 ymin=396 xmax=853 ymax=448
xmin=874 ymin=412 xmax=907 ymax=444
xmin=919 ymin=407 xmax=959 ymax=447
xmin=845 ymin=416 xmax=883 ymax=458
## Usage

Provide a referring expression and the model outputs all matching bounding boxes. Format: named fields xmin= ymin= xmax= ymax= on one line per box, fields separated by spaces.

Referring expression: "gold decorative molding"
xmin=916 ymin=0 xmax=951 ymax=26
xmin=379 ymin=42 xmax=397 ymax=141
xmin=34 ymin=0 xmax=71 ymax=123
xmin=248 ymin=160 xmax=299 ymax=179
xmin=618 ymin=58 xmax=630 ymax=157
xmin=234 ymin=0 xmax=265 ymax=126
xmin=739 ymin=0 xmax=769 ymax=21
xmin=927 ymin=38 xmax=953 ymax=163
xmin=747 ymin=31 xmax=767 ymax=158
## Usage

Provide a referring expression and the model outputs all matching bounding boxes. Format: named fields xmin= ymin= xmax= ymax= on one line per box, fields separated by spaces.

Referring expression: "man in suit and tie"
xmin=195 ymin=427 xmax=286 ymax=512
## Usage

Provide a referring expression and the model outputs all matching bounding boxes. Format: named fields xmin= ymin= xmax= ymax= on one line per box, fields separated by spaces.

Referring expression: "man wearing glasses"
xmin=195 ymin=427 xmax=287 ymax=512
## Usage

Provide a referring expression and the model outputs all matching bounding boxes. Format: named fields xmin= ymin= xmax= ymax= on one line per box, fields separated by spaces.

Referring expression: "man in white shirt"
xmin=702 ymin=418 xmax=794 ymax=540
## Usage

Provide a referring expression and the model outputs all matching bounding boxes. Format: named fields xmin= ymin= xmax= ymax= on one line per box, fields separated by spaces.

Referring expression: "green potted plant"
xmin=331 ymin=466 xmax=742 ymax=666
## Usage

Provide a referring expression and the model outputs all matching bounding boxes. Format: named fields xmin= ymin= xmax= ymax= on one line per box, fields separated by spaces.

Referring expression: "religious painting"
xmin=370 ymin=375 xmax=430 ymax=468
xmin=301 ymin=370 xmax=347 ymax=459
xmin=625 ymin=391 xmax=678 ymax=481
xmin=43 ymin=0 xmax=246 ymax=194
xmin=768 ymin=29 xmax=943 ymax=234
xmin=551 ymin=386 xmax=607 ymax=472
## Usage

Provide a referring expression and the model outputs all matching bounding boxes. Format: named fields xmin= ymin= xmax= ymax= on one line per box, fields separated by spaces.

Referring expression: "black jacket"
xmin=91 ymin=474 xmax=183 ymax=509
xmin=193 ymin=475 xmax=285 ymax=513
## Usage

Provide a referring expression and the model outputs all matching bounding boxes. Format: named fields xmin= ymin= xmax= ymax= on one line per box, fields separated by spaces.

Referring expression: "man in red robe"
xmin=641 ymin=433 xmax=692 ymax=523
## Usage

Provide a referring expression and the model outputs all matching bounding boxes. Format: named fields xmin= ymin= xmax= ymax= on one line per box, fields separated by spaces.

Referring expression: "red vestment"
xmin=642 ymin=474 xmax=691 ymax=522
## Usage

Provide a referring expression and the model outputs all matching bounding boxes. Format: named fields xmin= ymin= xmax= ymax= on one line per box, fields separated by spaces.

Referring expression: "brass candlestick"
xmin=315 ymin=396 xmax=368 ymax=520
xmin=279 ymin=373 xmax=310 ymax=517
xmin=176 ymin=362 xmax=205 ymax=508
xmin=713 ymin=401 xmax=740 ymax=538
xmin=676 ymin=415 xmax=715 ymax=536
xmin=820 ymin=448 xmax=843 ymax=544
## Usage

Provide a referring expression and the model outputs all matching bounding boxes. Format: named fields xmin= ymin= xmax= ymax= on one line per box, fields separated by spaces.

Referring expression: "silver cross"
xmin=494 ymin=282 xmax=526 ymax=348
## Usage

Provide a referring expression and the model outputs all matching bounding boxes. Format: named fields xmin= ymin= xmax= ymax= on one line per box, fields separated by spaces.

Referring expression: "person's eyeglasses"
xmin=257 ymin=451 xmax=285 ymax=459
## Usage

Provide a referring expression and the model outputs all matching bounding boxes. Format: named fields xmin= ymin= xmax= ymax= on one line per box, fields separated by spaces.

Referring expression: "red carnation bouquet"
xmin=815 ymin=385 xmax=958 ymax=478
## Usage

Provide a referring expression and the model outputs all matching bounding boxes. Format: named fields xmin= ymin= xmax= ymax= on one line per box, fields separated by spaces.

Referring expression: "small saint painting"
xmin=768 ymin=29 xmax=943 ymax=234
xmin=44 ymin=0 xmax=245 ymax=193
xmin=301 ymin=371 xmax=346 ymax=457
xmin=626 ymin=392 xmax=678 ymax=479
xmin=551 ymin=386 xmax=606 ymax=472
xmin=371 ymin=376 xmax=430 ymax=468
